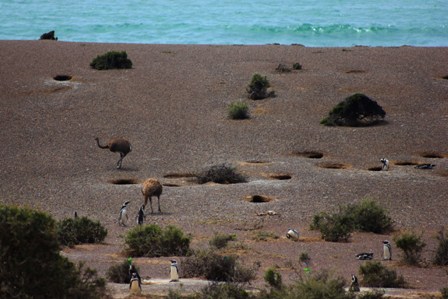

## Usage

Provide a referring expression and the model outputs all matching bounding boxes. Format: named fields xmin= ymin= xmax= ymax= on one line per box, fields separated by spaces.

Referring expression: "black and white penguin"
xmin=170 ymin=260 xmax=179 ymax=282
xmin=380 ymin=158 xmax=389 ymax=171
xmin=119 ymin=201 xmax=130 ymax=226
xmin=136 ymin=205 xmax=145 ymax=225
xmin=129 ymin=272 xmax=141 ymax=294
xmin=286 ymin=228 xmax=300 ymax=241
xmin=349 ymin=274 xmax=360 ymax=292
xmin=355 ymin=251 xmax=374 ymax=260
xmin=415 ymin=163 xmax=435 ymax=169
xmin=129 ymin=264 xmax=141 ymax=287
xmin=383 ymin=240 xmax=392 ymax=260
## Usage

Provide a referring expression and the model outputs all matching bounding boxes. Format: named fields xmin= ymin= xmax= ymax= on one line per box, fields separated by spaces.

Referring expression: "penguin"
xmin=415 ymin=163 xmax=435 ymax=169
xmin=349 ymin=274 xmax=360 ymax=292
xmin=129 ymin=264 xmax=141 ymax=288
xmin=119 ymin=201 xmax=130 ymax=226
xmin=380 ymin=158 xmax=389 ymax=171
xmin=136 ymin=205 xmax=146 ymax=225
xmin=74 ymin=211 xmax=78 ymax=219
xmin=355 ymin=251 xmax=374 ymax=260
xmin=170 ymin=260 xmax=179 ymax=282
xmin=286 ymin=228 xmax=300 ymax=241
xmin=129 ymin=272 xmax=141 ymax=295
xmin=383 ymin=240 xmax=392 ymax=260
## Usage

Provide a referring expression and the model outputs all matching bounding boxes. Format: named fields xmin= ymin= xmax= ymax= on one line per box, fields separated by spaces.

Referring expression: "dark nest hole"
xmin=394 ymin=161 xmax=419 ymax=166
xmin=163 ymin=173 xmax=197 ymax=178
xmin=246 ymin=195 xmax=273 ymax=203
xmin=163 ymin=183 xmax=181 ymax=187
xmin=318 ymin=162 xmax=350 ymax=169
xmin=442 ymin=75 xmax=448 ymax=80
xmin=53 ymin=75 xmax=72 ymax=81
xmin=269 ymin=173 xmax=292 ymax=180
xmin=346 ymin=70 xmax=366 ymax=74
xmin=368 ymin=166 xmax=383 ymax=171
xmin=292 ymin=151 xmax=324 ymax=159
xmin=245 ymin=160 xmax=270 ymax=164
xmin=419 ymin=152 xmax=445 ymax=159
xmin=109 ymin=178 xmax=139 ymax=185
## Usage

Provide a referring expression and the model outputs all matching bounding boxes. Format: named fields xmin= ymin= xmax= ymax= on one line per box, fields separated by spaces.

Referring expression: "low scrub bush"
xmin=247 ymin=73 xmax=272 ymax=100
xmin=288 ymin=271 xmax=352 ymax=299
xmin=0 ymin=205 xmax=106 ymax=298
xmin=228 ymin=101 xmax=249 ymax=119
xmin=264 ymin=267 xmax=283 ymax=289
xmin=394 ymin=231 xmax=426 ymax=265
xmin=196 ymin=163 xmax=246 ymax=184
xmin=195 ymin=283 xmax=250 ymax=299
xmin=90 ymin=51 xmax=132 ymax=70
xmin=434 ymin=227 xmax=448 ymax=266
xmin=292 ymin=62 xmax=302 ymax=70
xmin=182 ymin=249 xmax=256 ymax=283
xmin=106 ymin=259 xmax=138 ymax=283
xmin=124 ymin=224 xmax=191 ymax=257
xmin=252 ymin=231 xmax=279 ymax=241
xmin=345 ymin=199 xmax=393 ymax=233
xmin=57 ymin=216 xmax=107 ymax=247
xmin=357 ymin=290 xmax=385 ymax=299
xmin=209 ymin=233 xmax=237 ymax=249
xmin=359 ymin=261 xmax=406 ymax=288
xmin=310 ymin=211 xmax=354 ymax=242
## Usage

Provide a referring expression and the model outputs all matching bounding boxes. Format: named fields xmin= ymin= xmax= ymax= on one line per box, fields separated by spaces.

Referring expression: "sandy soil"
xmin=1 ymin=41 xmax=447 ymax=297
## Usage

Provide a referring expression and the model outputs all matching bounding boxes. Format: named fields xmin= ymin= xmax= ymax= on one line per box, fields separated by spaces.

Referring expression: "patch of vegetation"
xmin=209 ymin=233 xmax=237 ymax=249
xmin=357 ymin=290 xmax=385 ymax=299
xmin=124 ymin=224 xmax=191 ymax=257
xmin=196 ymin=163 xmax=247 ymax=184
xmin=0 ymin=205 xmax=106 ymax=298
xmin=275 ymin=64 xmax=291 ymax=73
xmin=264 ymin=267 xmax=283 ymax=289
xmin=293 ymin=62 xmax=302 ymax=70
xmin=310 ymin=199 xmax=393 ymax=242
xmin=182 ymin=249 xmax=256 ymax=283
xmin=195 ymin=283 xmax=250 ymax=299
xmin=321 ymin=93 xmax=386 ymax=127
xmin=228 ymin=101 xmax=250 ymax=119
xmin=434 ymin=227 xmax=448 ymax=266
xmin=441 ymin=287 xmax=448 ymax=299
xmin=57 ymin=216 xmax=107 ymax=247
xmin=359 ymin=261 xmax=406 ymax=288
xmin=252 ymin=231 xmax=279 ymax=241
xmin=299 ymin=252 xmax=311 ymax=264
xmin=394 ymin=231 xmax=426 ymax=265
xmin=106 ymin=259 xmax=138 ymax=283
xmin=90 ymin=51 xmax=133 ymax=70
xmin=247 ymin=73 xmax=273 ymax=100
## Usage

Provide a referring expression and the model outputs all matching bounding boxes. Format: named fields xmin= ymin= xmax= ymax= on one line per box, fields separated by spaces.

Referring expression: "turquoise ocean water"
xmin=1 ymin=0 xmax=447 ymax=46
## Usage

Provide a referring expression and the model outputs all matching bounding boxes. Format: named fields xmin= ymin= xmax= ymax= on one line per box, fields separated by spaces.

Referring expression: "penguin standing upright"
xmin=380 ymin=158 xmax=390 ymax=171
xmin=349 ymin=274 xmax=360 ymax=292
xmin=383 ymin=240 xmax=392 ymax=260
xmin=119 ymin=201 xmax=130 ymax=226
xmin=136 ymin=205 xmax=146 ymax=225
xmin=129 ymin=272 xmax=141 ymax=295
xmin=170 ymin=260 xmax=179 ymax=282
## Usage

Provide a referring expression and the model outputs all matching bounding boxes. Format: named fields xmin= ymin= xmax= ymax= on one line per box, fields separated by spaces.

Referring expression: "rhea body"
xmin=141 ymin=178 xmax=163 ymax=214
xmin=95 ymin=137 xmax=132 ymax=169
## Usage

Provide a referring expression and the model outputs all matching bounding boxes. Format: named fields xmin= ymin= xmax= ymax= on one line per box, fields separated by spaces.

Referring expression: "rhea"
xmin=95 ymin=137 xmax=132 ymax=169
xmin=141 ymin=178 xmax=163 ymax=214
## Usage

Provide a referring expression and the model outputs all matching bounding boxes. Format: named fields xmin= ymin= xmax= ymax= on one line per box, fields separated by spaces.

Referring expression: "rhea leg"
xmin=157 ymin=195 xmax=161 ymax=213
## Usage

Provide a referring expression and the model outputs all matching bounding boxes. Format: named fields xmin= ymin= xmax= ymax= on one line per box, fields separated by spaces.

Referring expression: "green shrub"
xmin=321 ymin=93 xmax=386 ymax=126
xmin=310 ymin=211 xmax=354 ymax=242
xmin=195 ymin=283 xmax=249 ymax=299
xmin=264 ymin=267 xmax=283 ymax=289
xmin=357 ymin=290 xmax=385 ymax=299
xmin=434 ymin=227 xmax=448 ymax=266
xmin=299 ymin=252 xmax=311 ymax=264
xmin=252 ymin=231 xmax=279 ymax=241
xmin=288 ymin=271 xmax=353 ymax=299
xmin=124 ymin=224 xmax=191 ymax=257
xmin=196 ymin=163 xmax=246 ymax=184
xmin=57 ymin=216 xmax=107 ymax=247
xmin=182 ymin=249 xmax=256 ymax=283
xmin=345 ymin=199 xmax=393 ymax=234
xmin=228 ymin=101 xmax=249 ymax=119
xmin=90 ymin=51 xmax=133 ymax=70
xmin=247 ymin=73 xmax=271 ymax=100
xmin=394 ymin=231 xmax=426 ymax=265
xmin=0 ymin=205 xmax=106 ymax=298
xmin=292 ymin=63 xmax=302 ymax=70
xmin=359 ymin=261 xmax=406 ymax=288
xmin=106 ymin=259 xmax=138 ymax=283
xmin=441 ymin=287 xmax=448 ymax=299
xmin=209 ymin=233 xmax=237 ymax=249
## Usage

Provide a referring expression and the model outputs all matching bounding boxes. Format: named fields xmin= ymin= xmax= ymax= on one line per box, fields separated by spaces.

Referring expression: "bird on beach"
xmin=380 ymin=158 xmax=389 ymax=171
xmin=286 ymin=228 xmax=300 ymax=241
xmin=383 ymin=240 xmax=392 ymax=260
xmin=355 ymin=250 xmax=373 ymax=260
xmin=136 ymin=205 xmax=145 ymax=225
xmin=170 ymin=260 xmax=179 ymax=282
xmin=349 ymin=274 xmax=360 ymax=292
xmin=95 ymin=137 xmax=132 ymax=169
xmin=119 ymin=201 xmax=130 ymax=226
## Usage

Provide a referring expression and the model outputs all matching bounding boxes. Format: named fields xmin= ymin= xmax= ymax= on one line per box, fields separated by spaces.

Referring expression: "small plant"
xmin=252 ymin=231 xmax=279 ymax=241
xmin=196 ymin=163 xmax=246 ymax=184
xmin=310 ymin=211 xmax=354 ymax=242
xmin=357 ymin=290 xmax=385 ymax=299
xmin=434 ymin=227 xmax=448 ymax=266
xmin=209 ymin=233 xmax=237 ymax=249
xmin=57 ymin=216 xmax=107 ymax=247
xmin=321 ymin=93 xmax=386 ymax=126
xmin=292 ymin=62 xmax=302 ymax=70
xmin=299 ymin=252 xmax=311 ymax=264
xmin=359 ymin=261 xmax=406 ymax=288
xmin=247 ymin=73 xmax=272 ymax=100
xmin=90 ymin=51 xmax=133 ymax=70
xmin=182 ymin=249 xmax=256 ymax=283
xmin=106 ymin=259 xmax=137 ymax=283
xmin=289 ymin=271 xmax=352 ymax=299
xmin=196 ymin=283 xmax=250 ymax=299
xmin=345 ymin=199 xmax=393 ymax=234
xmin=441 ymin=287 xmax=448 ymax=299
xmin=124 ymin=224 xmax=190 ymax=257
xmin=264 ymin=267 xmax=283 ymax=289
xmin=228 ymin=101 xmax=249 ymax=119
xmin=394 ymin=231 xmax=426 ymax=265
